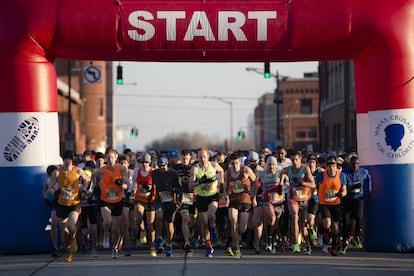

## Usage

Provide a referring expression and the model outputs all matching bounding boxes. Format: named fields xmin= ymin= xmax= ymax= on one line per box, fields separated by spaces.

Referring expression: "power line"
xmin=116 ymin=93 xmax=258 ymax=100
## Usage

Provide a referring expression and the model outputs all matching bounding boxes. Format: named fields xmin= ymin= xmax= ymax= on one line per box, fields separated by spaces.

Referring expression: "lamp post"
xmin=204 ymin=96 xmax=233 ymax=150
xmin=246 ymin=66 xmax=288 ymax=146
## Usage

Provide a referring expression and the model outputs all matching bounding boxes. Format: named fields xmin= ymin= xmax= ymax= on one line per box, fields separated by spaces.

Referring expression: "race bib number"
xmin=325 ymin=190 xmax=337 ymax=201
xmin=106 ymin=188 xmax=119 ymax=201
xmin=292 ymin=186 xmax=306 ymax=200
xmin=61 ymin=188 xmax=74 ymax=201
xmin=230 ymin=180 xmax=244 ymax=194
xmin=268 ymin=192 xmax=284 ymax=204
xmin=181 ymin=192 xmax=194 ymax=205
xmin=139 ymin=187 xmax=151 ymax=197
xmin=159 ymin=191 xmax=173 ymax=202
xmin=200 ymin=182 xmax=214 ymax=193
xmin=352 ymin=181 xmax=361 ymax=193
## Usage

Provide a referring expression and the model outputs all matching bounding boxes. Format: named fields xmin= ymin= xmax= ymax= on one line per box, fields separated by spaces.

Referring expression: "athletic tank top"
xmin=318 ymin=169 xmax=342 ymax=205
xmin=288 ymin=165 xmax=310 ymax=202
xmin=227 ymin=165 xmax=251 ymax=204
xmin=194 ymin=162 xmax=218 ymax=197
xmin=57 ymin=166 xmax=80 ymax=206
xmin=134 ymin=168 xmax=155 ymax=203
xmin=100 ymin=164 xmax=123 ymax=203
xmin=262 ymin=168 xmax=284 ymax=204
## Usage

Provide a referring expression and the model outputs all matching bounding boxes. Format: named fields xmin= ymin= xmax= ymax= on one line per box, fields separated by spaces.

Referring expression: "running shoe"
xmin=112 ymin=248 xmax=118 ymax=259
xmin=330 ymin=247 xmax=338 ymax=256
xmin=124 ymin=248 xmax=132 ymax=256
xmin=322 ymin=244 xmax=329 ymax=254
xmin=150 ymin=247 xmax=157 ymax=257
xmin=165 ymin=245 xmax=173 ymax=257
xmin=254 ymin=246 xmax=260 ymax=254
xmin=155 ymin=237 xmax=164 ymax=253
xmin=65 ymin=252 xmax=73 ymax=262
xmin=292 ymin=243 xmax=301 ymax=254
xmin=233 ymin=250 xmax=242 ymax=260
xmin=339 ymin=241 xmax=349 ymax=255
xmin=271 ymin=244 xmax=276 ymax=255
xmin=265 ymin=243 xmax=272 ymax=251
xmin=184 ymin=243 xmax=192 ymax=254
xmin=304 ymin=247 xmax=312 ymax=255
xmin=103 ymin=233 xmax=110 ymax=249
xmin=226 ymin=246 xmax=234 ymax=256
xmin=210 ymin=226 xmax=218 ymax=241
xmin=140 ymin=230 xmax=147 ymax=245
xmin=206 ymin=247 xmax=214 ymax=257
xmin=51 ymin=249 xmax=59 ymax=258
xmin=354 ymin=237 xmax=363 ymax=249
xmin=91 ymin=249 xmax=98 ymax=257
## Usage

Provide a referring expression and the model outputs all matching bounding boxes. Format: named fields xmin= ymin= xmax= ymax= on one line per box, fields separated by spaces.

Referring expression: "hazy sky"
xmin=113 ymin=61 xmax=318 ymax=151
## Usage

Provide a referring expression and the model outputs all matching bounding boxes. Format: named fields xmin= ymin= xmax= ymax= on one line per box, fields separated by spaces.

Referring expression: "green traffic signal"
xmin=116 ymin=64 xmax=123 ymax=84
xmin=130 ymin=127 xmax=138 ymax=138
xmin=237 ymin=131 xmax=245 ymax=140
xmin=264 ymin=62 xmax=270 ymax=78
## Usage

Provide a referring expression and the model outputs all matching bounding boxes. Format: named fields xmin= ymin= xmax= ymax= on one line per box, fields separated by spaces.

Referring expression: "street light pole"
xmin=246 ymin=66 xmax=287 ymax=146
xmin=205 ymin=96 xmax=233 ymax=150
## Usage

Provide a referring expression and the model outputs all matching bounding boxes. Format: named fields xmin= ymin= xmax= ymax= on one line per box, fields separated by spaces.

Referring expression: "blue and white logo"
xmin=372 ymin=110 xmax=414 ymax=162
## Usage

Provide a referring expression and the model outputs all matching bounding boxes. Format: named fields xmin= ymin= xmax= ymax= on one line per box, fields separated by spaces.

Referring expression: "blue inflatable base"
xmin=365 ymin=163 xmax=414 ymax=252
xmin=0 ymin=166 xmax=52 ymax=254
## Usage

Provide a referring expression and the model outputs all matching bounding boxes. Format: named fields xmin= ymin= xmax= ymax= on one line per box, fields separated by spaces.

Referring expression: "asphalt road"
xmin=1 ymin=247 xmax=413 ymax=276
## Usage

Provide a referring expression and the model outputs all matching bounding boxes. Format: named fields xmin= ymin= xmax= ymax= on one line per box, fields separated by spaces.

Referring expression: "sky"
xmin=113 ymin=61 xmax=318 ymax=151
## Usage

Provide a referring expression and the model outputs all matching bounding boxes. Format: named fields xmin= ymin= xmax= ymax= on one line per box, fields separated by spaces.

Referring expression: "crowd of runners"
xmin=42 ymin=146 xmax=372 ymax=262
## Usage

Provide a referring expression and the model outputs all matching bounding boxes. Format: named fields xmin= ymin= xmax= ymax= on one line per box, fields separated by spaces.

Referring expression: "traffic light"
xmin=237 ymin=130 xmax=245 ymax=140
xmin=264 ymin=62 xmax=271 ymax=78
xmin=116 ymin=64 xmax=123 ymax=84
xmin=130 ymin=127 xmax=138 ymax=138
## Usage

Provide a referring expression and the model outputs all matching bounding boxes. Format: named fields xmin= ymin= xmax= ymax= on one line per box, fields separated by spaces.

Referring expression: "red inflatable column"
xmin=354 ymin=4 xmax=414 ymax=252
xmin=0 ymin=0 xmax=61 ymax=254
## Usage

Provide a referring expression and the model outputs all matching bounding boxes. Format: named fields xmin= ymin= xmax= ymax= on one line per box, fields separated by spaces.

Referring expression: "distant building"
xmin=55 ymin=59 xmax=113 ymax=154
xmin=281 ymin=75 xmax=320 ymax=151
xmin=254 ymin=73 xmax=319 ymax=152
xmin=319 ymin=60 xmax=356 ymax=153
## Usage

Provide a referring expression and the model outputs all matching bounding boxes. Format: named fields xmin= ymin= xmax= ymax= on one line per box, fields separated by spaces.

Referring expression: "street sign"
xmin=83 ymin=65 xmax=101 ymax=84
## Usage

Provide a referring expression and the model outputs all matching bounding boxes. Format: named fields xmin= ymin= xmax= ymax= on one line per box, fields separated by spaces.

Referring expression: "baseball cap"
xmin=248 ymin=151 xmax=259 ymax=162
xmin=157 ymin=156 xmax=168 ymax=166
xmin=140 ymin=153 xmax=152 ymax=163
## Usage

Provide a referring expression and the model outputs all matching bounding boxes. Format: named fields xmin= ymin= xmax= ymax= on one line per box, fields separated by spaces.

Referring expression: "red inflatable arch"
xmin=1 ymin=0 xmax=413 ymax=253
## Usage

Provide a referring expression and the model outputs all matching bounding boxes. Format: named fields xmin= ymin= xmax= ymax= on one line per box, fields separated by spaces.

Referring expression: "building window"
xmin=296 ymin=131 xmax=306 ymax=138
xmin=300 ymin=99 xmax=312 ymax=114
xmin=308 ymin=127 xmax=317 ymax=138
xmin=98 ymin=97 xmax=104 ymax=118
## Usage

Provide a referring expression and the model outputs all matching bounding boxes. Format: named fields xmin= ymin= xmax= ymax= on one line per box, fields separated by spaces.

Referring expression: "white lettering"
xmin=184 ymin=11 xmax=215 ymax=41
xmin=157 ymin=11 xmax=186 ymax=41
xmin=128 ymin=11 xmax=155 ymax=41
xmin=127 ymin=10 xmax=278 ymax=42
xmin=248 ymin=11 xmax=277 ymax=41
xmin=218 ymin=12 xmax=247 ymax=41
